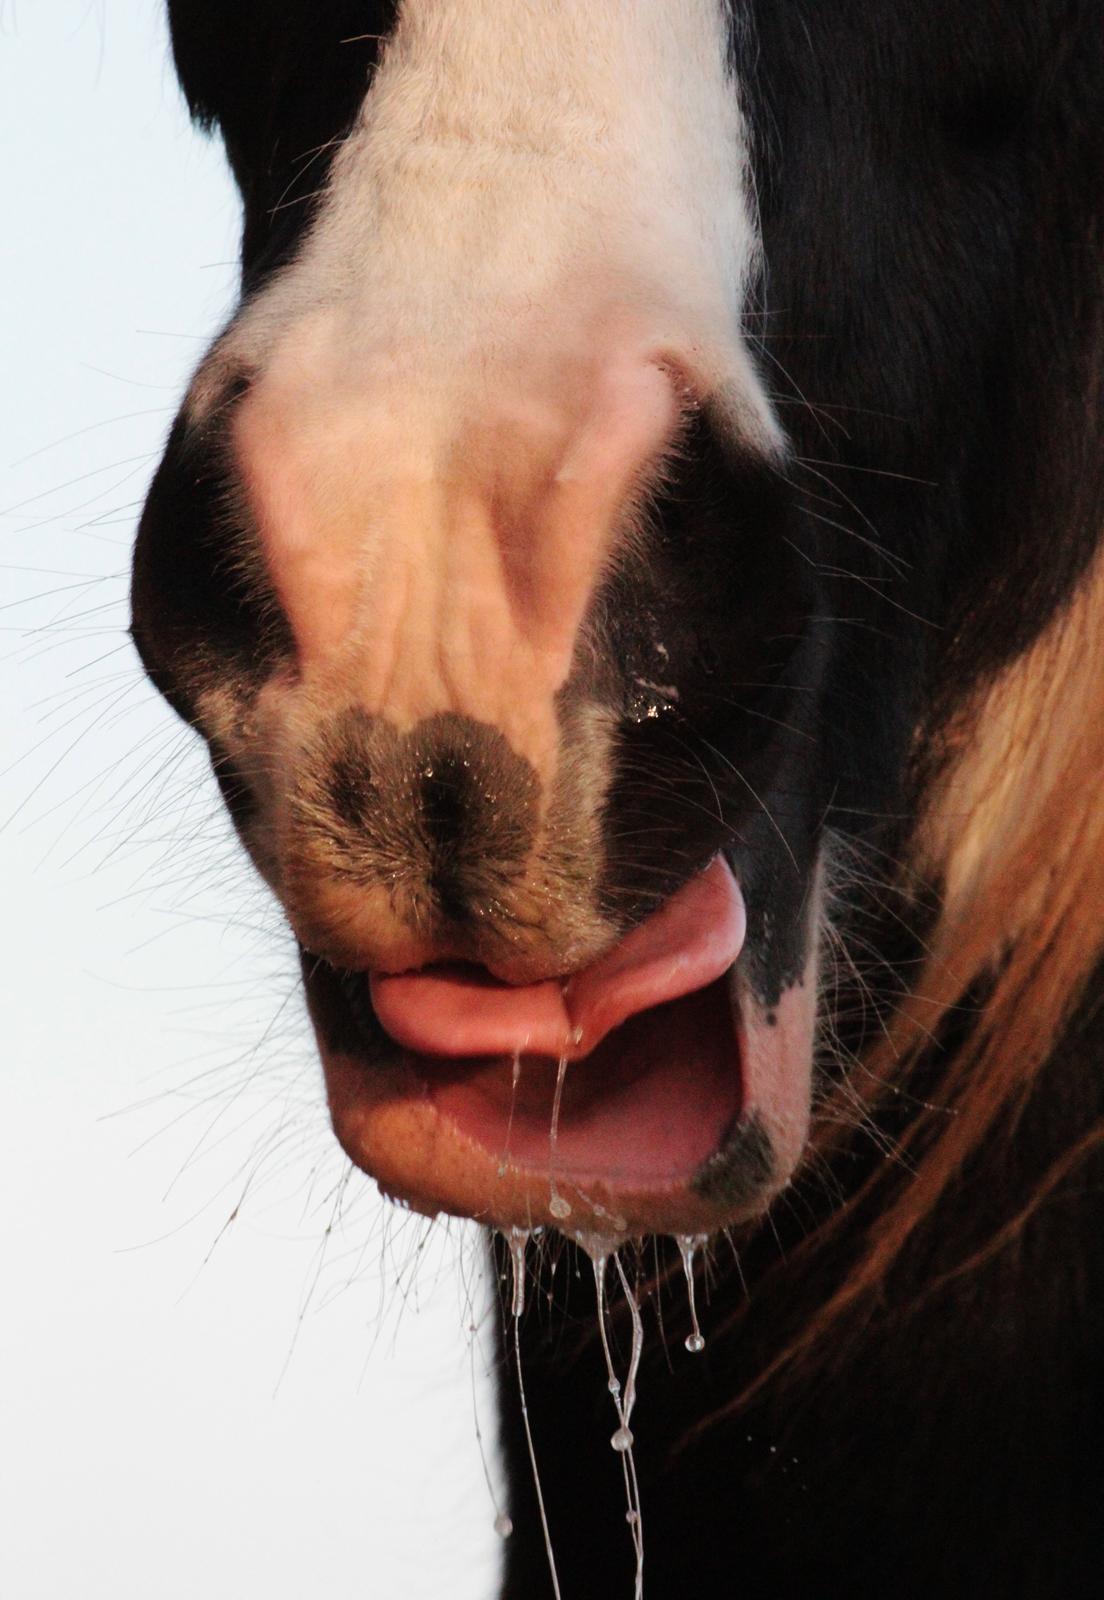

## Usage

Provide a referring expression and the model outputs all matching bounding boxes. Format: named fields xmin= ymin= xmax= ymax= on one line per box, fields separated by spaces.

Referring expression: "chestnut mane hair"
xmin=699 ymin=535 xmax=1104 ymax=1424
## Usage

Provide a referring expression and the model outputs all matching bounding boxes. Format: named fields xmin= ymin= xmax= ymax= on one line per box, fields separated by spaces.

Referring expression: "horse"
xmin=132 ymin=3 xmax=1104 ymax=1594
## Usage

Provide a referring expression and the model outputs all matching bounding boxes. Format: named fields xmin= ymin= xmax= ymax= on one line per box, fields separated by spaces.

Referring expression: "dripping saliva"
xmin=576 ymin=1234 xmax=645 ymax=1600
xmin=502 ymin=1227 xmax=562 ymax=1597
xmin=497 ymin=1047 xmax=524 ymax=1179
xmin=468 ymin=1298 xmax=513 ymax=1541
xmin=548 ymin=1047 xmax=571 ymax=1220
xmin=675 ymin=1233 xmax=709 ymax=1354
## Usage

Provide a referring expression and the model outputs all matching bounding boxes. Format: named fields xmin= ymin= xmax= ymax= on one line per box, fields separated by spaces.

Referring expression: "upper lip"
xmin=366 ymin=855 xmax=747 ymax=1061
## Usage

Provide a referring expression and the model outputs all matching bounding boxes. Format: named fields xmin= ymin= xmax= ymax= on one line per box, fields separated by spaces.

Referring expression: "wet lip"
xmin=369 ymin=854 xmax=747 ymax=1061
xmin=422 ymin=973 xmax=744 ymax=1191
xmin=306 ymin=856 xmax=791 ymax=1236
xmin=358 ymin=858 xmax=749 ymax=1203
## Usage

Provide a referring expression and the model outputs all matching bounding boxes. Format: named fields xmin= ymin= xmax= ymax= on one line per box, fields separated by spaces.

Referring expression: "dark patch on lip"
xmin=690 ymin=1112 xmax=774 ymax=1208
xmin=301 ymin=950 xmax=397 ymax=1064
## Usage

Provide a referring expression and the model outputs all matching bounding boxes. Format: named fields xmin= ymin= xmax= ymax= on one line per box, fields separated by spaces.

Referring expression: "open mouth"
xmin=305 ymin=857 xmax=816 ymax=1238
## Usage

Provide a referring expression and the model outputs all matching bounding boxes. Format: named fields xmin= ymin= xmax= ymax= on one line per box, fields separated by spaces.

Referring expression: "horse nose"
xmin=280 ymin=709 xmax=553 ymax=976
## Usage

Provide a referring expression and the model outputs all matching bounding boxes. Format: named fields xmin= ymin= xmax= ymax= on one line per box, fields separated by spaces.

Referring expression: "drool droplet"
xmin=677 ymin=1232 xmax=708 ymax=1355
xmin=591 ymin=1250 xmax=645 ymax=1596
xmin=494 ymin=1512 xmax=514 ymax=1539
xmin=505 ymin=1227 xmax=529 ymax=1319
xmin=548 ymin=1052 xmax=571 ymax=1222
xmin=498 ymin=1050 xmax=524 ymax=1177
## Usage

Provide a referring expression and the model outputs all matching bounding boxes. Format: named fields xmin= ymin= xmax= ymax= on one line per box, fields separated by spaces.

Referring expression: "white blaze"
xmin=199 ymin=0 xmax=778 ymax=774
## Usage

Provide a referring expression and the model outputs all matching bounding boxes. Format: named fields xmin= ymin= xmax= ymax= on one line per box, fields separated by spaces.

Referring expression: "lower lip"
xmin=308 ymin=942 xmax=817 ymax=1236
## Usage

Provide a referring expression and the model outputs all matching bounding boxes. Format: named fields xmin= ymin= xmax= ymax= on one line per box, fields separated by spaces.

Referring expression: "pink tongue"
xmin=369 ymin=855 xmax=746 ymax=1061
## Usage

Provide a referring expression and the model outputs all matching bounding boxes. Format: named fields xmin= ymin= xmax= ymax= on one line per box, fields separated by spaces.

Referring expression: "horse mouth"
xmin=303 ymin=857 xmax=816 ymax=1238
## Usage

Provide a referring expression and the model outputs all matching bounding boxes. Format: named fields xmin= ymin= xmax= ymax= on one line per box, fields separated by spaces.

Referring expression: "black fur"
xmin=499 ymin=976 xmax=1104 ymax=1600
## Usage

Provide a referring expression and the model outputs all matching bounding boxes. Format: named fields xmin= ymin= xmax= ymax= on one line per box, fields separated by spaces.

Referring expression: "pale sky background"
xmin=1 ymin=6 xmax=502 ymax=1596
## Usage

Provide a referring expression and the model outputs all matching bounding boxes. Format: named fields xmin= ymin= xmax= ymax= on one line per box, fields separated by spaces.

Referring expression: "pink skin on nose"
xmin=232 ymin=330 xmax=682 ymax=778
xmin=370 ymin=856 xmax=747 ymax=1060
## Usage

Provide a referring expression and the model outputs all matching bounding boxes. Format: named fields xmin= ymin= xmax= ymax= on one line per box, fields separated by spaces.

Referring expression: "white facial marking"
xmin=197 ymin=1 xmax=780 ymax=776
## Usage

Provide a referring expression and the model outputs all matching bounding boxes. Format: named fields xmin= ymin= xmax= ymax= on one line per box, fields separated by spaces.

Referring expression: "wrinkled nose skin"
xmin=232 ymin=340 xmax=681 ymax=780
xmin=230 ymin=338 xmax=695 ymax=982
